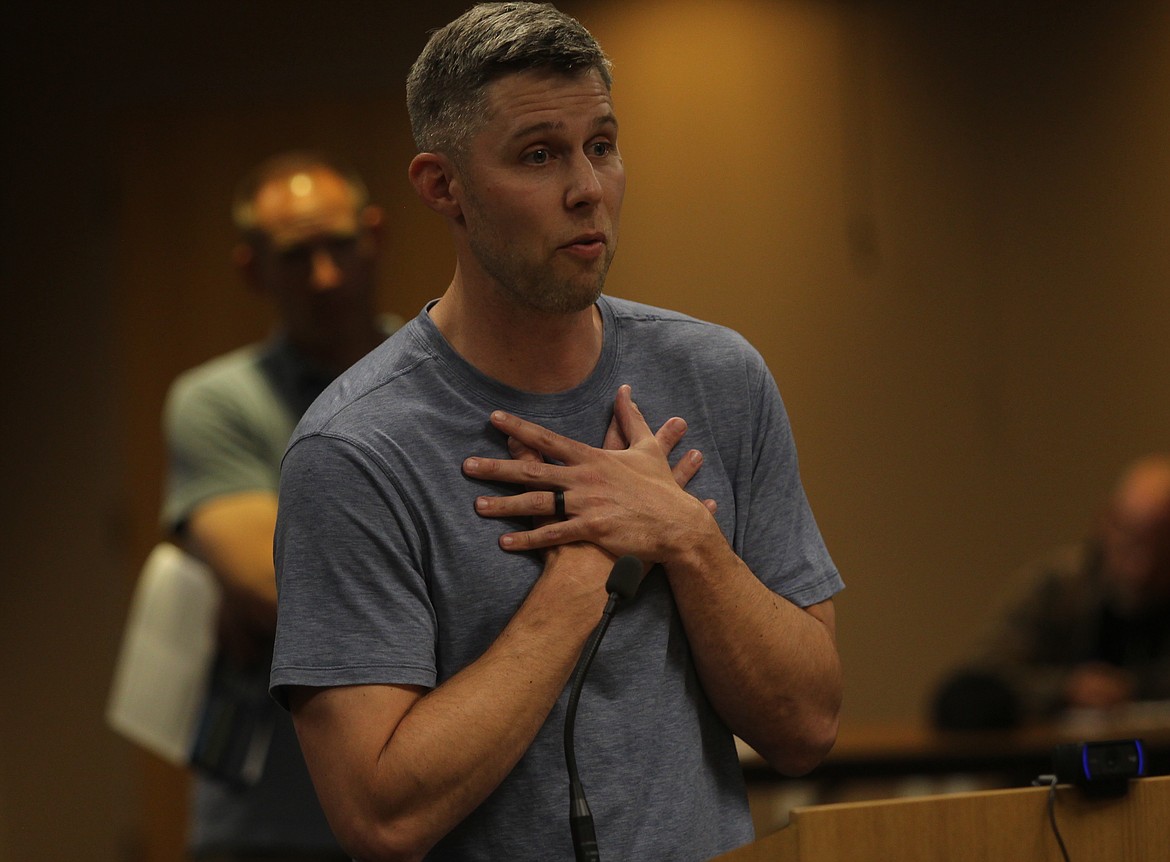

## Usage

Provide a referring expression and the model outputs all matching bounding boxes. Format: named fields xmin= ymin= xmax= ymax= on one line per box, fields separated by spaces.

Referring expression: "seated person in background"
xmin=933 ymin=454 xmax=1170 ymax=730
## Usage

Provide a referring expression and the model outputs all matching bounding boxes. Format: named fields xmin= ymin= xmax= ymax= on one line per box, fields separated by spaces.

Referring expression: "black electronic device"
xmin=1051 ymin=738 xmax=1146 ymax=798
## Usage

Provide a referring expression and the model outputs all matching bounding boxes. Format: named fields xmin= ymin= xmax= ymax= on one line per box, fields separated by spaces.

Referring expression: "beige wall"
xmin=4 ymin=1 xmax=1169 ymax=860
xmin=595 ymin=0 xmax=1170 ymax=720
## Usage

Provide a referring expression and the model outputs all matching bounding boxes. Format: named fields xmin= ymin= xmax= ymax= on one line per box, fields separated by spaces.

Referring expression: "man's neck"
xmin=429 ymin=278 xmax=604 ymax=394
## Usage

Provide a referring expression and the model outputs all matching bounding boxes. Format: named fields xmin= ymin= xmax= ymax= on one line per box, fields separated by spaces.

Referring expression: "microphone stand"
xmin=563 ymin=555 xmax=643 ymax=862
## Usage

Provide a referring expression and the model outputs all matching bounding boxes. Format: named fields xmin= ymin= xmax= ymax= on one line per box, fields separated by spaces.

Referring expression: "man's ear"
xmin=409 ymin=152 xmax=463 ymax=220
xmin=359 ymin=204 xmax=385 ymax=233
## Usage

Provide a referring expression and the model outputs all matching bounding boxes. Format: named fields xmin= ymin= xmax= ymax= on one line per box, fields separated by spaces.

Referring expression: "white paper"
xmin=106 ymin=543 xmax=221 ymax=765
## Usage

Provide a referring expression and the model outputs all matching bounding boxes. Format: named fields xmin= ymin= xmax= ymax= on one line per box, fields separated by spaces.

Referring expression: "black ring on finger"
xmin=553 ymin=489 xmax=566 ymax=519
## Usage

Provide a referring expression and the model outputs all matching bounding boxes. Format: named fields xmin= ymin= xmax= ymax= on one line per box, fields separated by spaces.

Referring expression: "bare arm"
xmin=465 ymin=385 xmax=843 ymax=776
xmin=661 ymin=538 xmax=841 ymax=775
xmin=182 ymin=491 xmax=281 ymax=661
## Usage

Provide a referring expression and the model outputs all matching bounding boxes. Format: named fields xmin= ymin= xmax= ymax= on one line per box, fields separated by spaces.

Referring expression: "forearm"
xmin=665 ymin=528 xmax=842 ymax=776
xmin=182 ymin=492 xmax=281 ymax=633
xmin=298 ymin=546 xmax=610 ymax=861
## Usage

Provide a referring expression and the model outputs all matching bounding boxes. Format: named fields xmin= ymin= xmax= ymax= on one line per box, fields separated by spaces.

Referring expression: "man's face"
xmin=249 ymin=167 xmax=377 ymax=341
xmin=454 ymin=67 xmax=625 ymax=314
xmin=1101 ymin=486 xmax=1170 ymax=614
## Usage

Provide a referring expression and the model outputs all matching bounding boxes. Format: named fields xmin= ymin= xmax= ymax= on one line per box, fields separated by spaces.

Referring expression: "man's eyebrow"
xmin=510 ymin=113 xmax=619 ymax=142
xmin=274 ymin=229 xmax=359 ymax=252
xmin=595 ymin=113 xmax=619 ymax=134
xmin=510 ymin=119 xmax=561 ymax=141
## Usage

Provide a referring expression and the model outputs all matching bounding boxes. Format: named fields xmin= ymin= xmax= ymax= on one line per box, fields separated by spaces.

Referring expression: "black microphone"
xmin=564 ymin=555 xmax=644 ymax=862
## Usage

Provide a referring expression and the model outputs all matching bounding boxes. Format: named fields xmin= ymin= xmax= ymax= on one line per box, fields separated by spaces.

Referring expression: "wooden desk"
xmin=717 ymin=774 xmax=1170 ymax=862
xmin=741 ymin=711 xmax=1170 ymax=785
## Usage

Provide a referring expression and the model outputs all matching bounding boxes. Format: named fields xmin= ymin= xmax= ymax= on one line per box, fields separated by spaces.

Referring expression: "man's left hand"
xmin=465 ymin=385 xmax=718 ymax=565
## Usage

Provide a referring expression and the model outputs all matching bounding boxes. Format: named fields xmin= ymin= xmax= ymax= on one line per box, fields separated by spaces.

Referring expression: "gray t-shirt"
xmin=273 ymin=296 xmax=843 ymax=861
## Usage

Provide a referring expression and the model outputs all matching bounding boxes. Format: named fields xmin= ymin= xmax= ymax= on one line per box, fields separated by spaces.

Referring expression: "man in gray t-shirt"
xmin=272 ymin=6 xmax=845 ymax=862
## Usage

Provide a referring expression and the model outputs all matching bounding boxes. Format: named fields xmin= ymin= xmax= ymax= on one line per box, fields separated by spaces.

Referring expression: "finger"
xmin=612 ymin=385 xmax=655 ymax=446
xmin=671 ymin=449 xmax=717 ymax=513
xmin=475 ymin=489 xmax=562 ymax=520
xmin=654 ymin=416 xmax=688 ymax=458
xmin=498 ymin=520 xmax=581 ymax=552
xmin=507 ymin=435 xmax=543 ymax=465
xmin=602 ymin=412 xmax=627 ymax=450
xmin=489 ymin=410 xmax=590 ymax=464
xmin=671 ymin=448 xmax=704 ymax=489
xmin=464 ymin=455 xmax=557 ymax=487
xmin=506 ymin=437 xmax=563 ymax=527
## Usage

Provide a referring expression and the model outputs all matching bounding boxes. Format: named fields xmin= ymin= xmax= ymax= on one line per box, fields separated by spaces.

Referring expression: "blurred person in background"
xmin=162 ymin=151 xmax=402 ymax=861
xmin=934 ymin=454 xmax=1170 ymax=730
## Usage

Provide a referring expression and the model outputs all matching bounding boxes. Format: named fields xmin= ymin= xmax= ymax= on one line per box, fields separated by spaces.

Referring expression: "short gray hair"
xmin=406 ymin=2 xmax=612 ymax=158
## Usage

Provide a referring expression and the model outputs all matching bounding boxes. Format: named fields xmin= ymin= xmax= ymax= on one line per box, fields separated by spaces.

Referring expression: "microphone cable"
xmin=563 ymin=555 xmax=644 ymax=862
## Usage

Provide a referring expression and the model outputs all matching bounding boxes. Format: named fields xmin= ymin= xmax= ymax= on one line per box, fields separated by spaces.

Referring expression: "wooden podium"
xmin=713 ymin=774 xmax=1170 ymax=861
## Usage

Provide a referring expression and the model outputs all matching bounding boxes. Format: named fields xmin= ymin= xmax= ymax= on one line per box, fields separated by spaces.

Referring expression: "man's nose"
xmin=566 ymin=154 xmax=603 ymax=208
xmin=309 ymin=247 xmax=344 ymax=290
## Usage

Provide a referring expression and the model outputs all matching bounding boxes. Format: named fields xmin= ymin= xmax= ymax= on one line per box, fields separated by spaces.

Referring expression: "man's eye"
xmin=277 ymin=236 xmax=356 ymax=265
xmin=524 ymin=149 xmax=550 ymax=165
xmin=324 ymin=236 xmax=358 ymax=257
xmin=589 ymin=142 xmax=615 ymax=157
xmin=279 ymin=245 xmax=313 ymax=265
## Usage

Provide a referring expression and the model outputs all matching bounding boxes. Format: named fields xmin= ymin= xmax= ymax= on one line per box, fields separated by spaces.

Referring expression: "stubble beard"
xmin=469 ymin=229 xmax=613 ymax=316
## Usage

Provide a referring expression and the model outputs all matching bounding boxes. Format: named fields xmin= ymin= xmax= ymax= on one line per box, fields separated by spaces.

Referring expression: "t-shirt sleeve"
xmin=161 ymin=372 xmax=281 ymax=534
xmin=270 ymin=431 xmax=438 ymax=707
xmin=735 ymin=348 xmax=843 ymax=608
